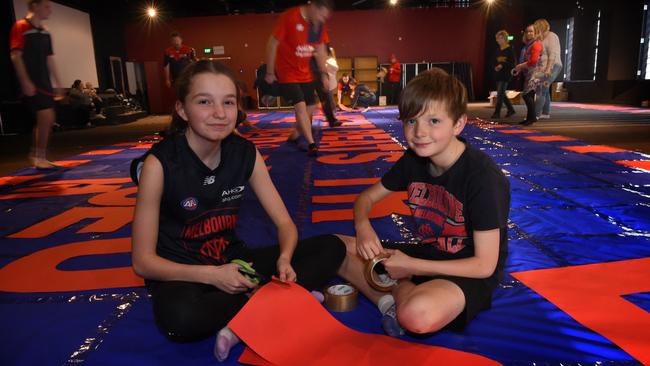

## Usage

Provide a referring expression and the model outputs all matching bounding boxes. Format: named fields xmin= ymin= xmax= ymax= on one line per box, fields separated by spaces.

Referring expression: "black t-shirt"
xmin=10 ymin=18 xmax=54 ymax=92
xmin=494 ymin=45 xmax=516 ymax=82
xmin=381 ymin=139 xmax=510 ymax=285
xmin=150 ymin=133 xmax=256 ymax=265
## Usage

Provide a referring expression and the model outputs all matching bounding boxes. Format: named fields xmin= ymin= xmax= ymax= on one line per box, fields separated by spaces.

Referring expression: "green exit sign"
xmin=204 ymin=47 xmax=212 ymax=54
xmin=507 ymin=35 xmax=514 ymax=41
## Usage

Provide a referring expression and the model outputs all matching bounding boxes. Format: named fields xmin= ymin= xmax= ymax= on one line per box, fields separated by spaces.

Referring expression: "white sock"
xmin=377 ymin=294 xmax=395 ymax=315
xmin=214 ymin=326 xmax=240 ymax=362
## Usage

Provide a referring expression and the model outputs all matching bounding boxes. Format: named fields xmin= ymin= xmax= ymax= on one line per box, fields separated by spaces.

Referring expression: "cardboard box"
xmin=489 ymin=90 xmax=522 ymax=106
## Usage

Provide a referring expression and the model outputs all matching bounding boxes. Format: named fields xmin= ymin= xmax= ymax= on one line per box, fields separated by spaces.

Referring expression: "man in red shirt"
xmin=264 ymin=0 xmax=333 ymax=157
xmin=10 ymin=0 xmax=63 ymax=169
xmin=164 ymin=32 xmax=197 ymax=88
xmin=385 ymin=53 xmax=402 ymax=105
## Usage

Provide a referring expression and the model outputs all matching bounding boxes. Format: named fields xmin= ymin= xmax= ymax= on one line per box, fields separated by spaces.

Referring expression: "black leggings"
xmin=146 ymin=234 xmax=346 ymax=342
xmin=522 ymin=90 xmax=537 ymax=122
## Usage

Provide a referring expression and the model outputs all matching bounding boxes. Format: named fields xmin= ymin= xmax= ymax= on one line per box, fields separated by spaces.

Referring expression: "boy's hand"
xmin=383 ymin=249 xmax=413 ymax=279
xmin=210 ymin=263 xmax=257 ymax=294
xmin=276 ymin=256 xmax=297 ymax=282
xmin=356 ymin=225 xmax=383 ymax=260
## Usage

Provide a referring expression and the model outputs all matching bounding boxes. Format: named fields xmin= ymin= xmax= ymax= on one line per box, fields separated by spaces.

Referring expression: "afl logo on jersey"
xmin=181 ymin=197 xmax=198 ymax=211
xmin=296 ymin=23 xmax=304 ymax=32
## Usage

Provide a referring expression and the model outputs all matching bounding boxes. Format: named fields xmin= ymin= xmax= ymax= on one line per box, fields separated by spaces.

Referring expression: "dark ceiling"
xmin=55 ymin=0 xmax=478 ymax=19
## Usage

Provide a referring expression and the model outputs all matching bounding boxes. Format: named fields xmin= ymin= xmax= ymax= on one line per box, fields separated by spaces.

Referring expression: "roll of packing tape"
xmin=324 ymin=284 xmax=358 ymax=312
xmin=365 ymin=253 xmax=398 ymax=292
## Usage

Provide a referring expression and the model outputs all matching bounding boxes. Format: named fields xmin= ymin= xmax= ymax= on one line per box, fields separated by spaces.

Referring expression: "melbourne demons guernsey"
xmin=10 ymin=18 xmax=54 ymax=93
xmin=381 ymin=139 xmax=510 ymax=286
xmin=164 ymin=45 xmax=196 ymax=82
xmin=273 ymin=6 xmax=329 ymax=83
xmin=150 ymin=133 xmax=256 ymax=265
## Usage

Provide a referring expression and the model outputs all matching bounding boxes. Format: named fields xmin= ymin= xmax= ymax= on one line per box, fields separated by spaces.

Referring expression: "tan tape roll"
xmin=364 ymin=253 xmax=398 ymax=292
xmin=324 ymin=284 xmax=358 ymax=312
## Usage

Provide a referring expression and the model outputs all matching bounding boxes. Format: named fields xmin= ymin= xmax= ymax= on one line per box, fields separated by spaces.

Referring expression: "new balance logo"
xmin=203 ymin=176 xmax=216 ymax=185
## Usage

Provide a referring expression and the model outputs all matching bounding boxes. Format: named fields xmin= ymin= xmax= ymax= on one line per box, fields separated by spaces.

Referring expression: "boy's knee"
xmin=397 ymin=298 xmax=447 ymax=334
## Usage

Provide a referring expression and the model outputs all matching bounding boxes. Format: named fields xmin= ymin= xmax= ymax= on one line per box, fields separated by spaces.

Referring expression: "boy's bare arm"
xmin=10 ymin=50 xmax=35 ymax=96
xmin=394 ymin=228 xmax=501 ymax=279
xmin=353 ymin=182 xmax=392 ymax=260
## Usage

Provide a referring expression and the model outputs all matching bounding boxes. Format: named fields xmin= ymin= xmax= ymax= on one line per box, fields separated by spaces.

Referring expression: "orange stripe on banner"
xmin=130 ymin=143 xmax=154 ymax=149
xmin=496 ymin=129 xmax=537 ymax=134
xmin=87 ymin=186 xmax=137 ymax=206
xmin=0 ymin=175 xmax=45 ymax=186
xmin=9 ymin=206 xmax=135 ymax=238
xmin=525 ymin=135 xmax=576 ymax=142
xmin=0 ymin=179 xmax=130 ymax=200
xmin=512 ymin=257 xmax=650 ymax=365
xmin=229 ymin=281 xmax=501 ymax=366
xmin=80 ymin=149 xmax=125 ymax=155
xmin=314 ymin=178 xmax=380 ymax=187
xmin=313 ymin=193 xmax=357 ymax=204
xmin=53 ymin=159 xmax=92 ymax=167
xmin=562 ymin=145 xmax=628 ymax=153
xmin=312 ymin=192 xmax=408 ymax=223
xmin=0 ymin=238 xmax=143 ymax=292
xmin=616 ymin=160 xmax=650 ymax=171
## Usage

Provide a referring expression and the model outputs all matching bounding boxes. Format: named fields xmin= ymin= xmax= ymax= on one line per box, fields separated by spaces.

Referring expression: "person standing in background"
xmin=311 ymin=44 xmax=341 ymax=127
xmin=513 ymin=24 xmax=542 ymax=126
xmin=533 ymin=19 xmax=563 ymax=119
xmin=265 ymin=0 xmax=334 ymax=157
xmin=386 ymin=53 xmax=402 ymax=105
xmin=491 ymin=30 xmax=517 ymax=119
xmin=10 ymin=0 xmax=63 ymax=169
xmin=164 ymin=31 xmax=197 ymax=89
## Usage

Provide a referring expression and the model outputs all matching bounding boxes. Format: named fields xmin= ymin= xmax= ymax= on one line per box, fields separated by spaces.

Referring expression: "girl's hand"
xmin=355 ymin=225 xmax=383 ymax=260
xmin=383 ymin=249 xmax=415 ymax=279
xmin=210 ymin=263 xmax=257 ymax=294
xmin=276 ymin=256 xmax=297 ymax=282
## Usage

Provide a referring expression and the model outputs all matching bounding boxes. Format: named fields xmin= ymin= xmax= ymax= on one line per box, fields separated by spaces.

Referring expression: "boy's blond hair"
xmin=495 ymin=30 xmax=509 ymax=40
xmin=398 ymin=68 xmax=467 ymax=123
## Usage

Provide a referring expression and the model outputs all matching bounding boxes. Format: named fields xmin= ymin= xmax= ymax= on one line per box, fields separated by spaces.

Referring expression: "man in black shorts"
xmin=10 ymin=0 xmax=63 ymax=169
xmin=264 ymin=0 xmax=334 ymax=157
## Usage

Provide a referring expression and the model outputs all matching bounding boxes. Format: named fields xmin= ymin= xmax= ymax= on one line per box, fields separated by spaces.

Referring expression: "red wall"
xmin=125 ymin=8 xmax=487 ymax=112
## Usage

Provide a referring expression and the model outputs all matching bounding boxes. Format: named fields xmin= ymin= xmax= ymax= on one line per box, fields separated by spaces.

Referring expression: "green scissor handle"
xmin=231 ymin=259 xmax=260 ymax=284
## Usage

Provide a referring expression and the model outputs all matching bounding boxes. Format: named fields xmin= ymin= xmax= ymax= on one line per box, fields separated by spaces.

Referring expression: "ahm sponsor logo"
xmin=222 ymin=186 xmax=245 ymax=197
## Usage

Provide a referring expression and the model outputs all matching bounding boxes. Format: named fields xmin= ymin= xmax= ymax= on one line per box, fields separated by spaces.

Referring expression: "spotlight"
xmin=147 ymin=7 xmax=157 ymax=17
xmin=486 ymin=0 xmax=495 ymax=4
xmin=389 ymin=0 xmax=398 ymax=5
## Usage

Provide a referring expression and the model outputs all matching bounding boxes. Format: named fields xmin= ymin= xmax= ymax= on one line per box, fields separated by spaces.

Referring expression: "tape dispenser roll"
xmin=364 ymin=253 xmax=398 ymax=292
xmin=324 ymin=284 xmax=358 ymax=312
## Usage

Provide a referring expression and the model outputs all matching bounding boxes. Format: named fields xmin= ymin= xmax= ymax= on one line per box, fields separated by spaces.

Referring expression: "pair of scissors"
xmin=231 ymin=259 xmax=270 ymax=285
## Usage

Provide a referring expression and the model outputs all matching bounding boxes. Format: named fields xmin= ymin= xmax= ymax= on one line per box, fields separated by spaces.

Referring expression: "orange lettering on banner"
xmin=0 ymin=175 xmax=45 ymax=186
xmin=9 ymin=206 xmax=134 ymax=238
xmin=512 ymin=257 xmax=650 ymax=365
xmin=0 ymin=238 xmax=143 ymax=292
xmin=88 ymin=186 xmax=137 ymax=206
xmin=321 ymin=129 xmax=393 ymax=140
xmin=317 ymin=152 xmax=403 ymax=164
xmin=312 ymin=192 xmax=408 ymax=222
xmin=314 ymin=178 xmax=379 ymax=187
xmin=0 ymin=178 xmax=130 ymax=200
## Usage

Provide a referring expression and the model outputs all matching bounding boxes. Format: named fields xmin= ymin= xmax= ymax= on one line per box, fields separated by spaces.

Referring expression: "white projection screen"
xmin=13 ymin=0 xmax=99 ymax=88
